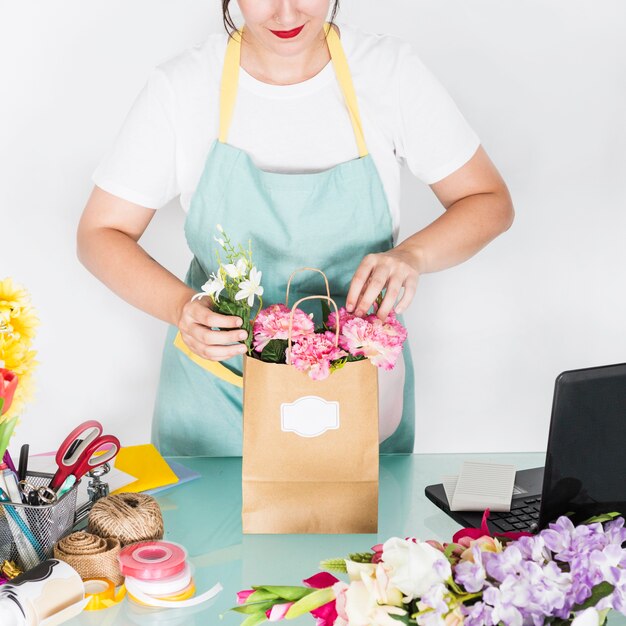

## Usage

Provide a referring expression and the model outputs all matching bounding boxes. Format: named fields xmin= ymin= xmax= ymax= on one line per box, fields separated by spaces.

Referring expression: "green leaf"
xmin=231 ymin=601 xmax=275 ymax=615
xmin=582 ymin=512 xmax=621 ymax=524
xmin=252 ymin=586 xmax=313 ymax=602
xmin=285 ymin=587 xmax=335 ymax=619
xmin=247 ymin=589 xmax=279 ymax=603
xmin=572 ymin=581 xmax=615 ymax=612
xmin=320 ymin=558 xmax=347 ymax=573
xmin=0 ymin=397 xmax=4 ymax=415
xmin=389 ymin=613 xmax=413 ymax=625
xmin=347 ymin=552 xmax=375 ymax=563
xmin=320 ymin=299 xmax=332 ymax=327
xmin=260 ymin=339 xmax=288 ymax=363
xmin=240 ymin=612 xmax=268 ymax=626
xmin=329 ymin=357 xmax=347 ymax=374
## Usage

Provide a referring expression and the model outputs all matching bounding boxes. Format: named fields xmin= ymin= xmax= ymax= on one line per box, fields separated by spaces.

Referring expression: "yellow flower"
xmin=0 ymin=278 xmax=39 ymax=423
xmin=0 ymin=277 xmax=39 ymax=346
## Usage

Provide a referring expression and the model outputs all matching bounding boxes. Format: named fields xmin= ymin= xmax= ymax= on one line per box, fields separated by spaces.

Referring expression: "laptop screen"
xmin=540 ymin=363 xmax=626 ymax=527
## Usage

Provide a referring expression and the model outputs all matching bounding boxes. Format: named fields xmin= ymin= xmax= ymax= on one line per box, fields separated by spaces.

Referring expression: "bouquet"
xmin=232 ymin=512 xmax=626 ymax=626
xmin=0 ymin=278 xmax=38 ymax=458
xmin=195 ymin=227 xmax=408 ymax=381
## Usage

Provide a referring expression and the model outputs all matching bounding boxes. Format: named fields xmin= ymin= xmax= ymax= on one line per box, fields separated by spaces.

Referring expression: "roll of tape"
xmin=118 ymin=541 xmax=187 ymax=581
xmin=124 ymin=563 xmax=193 ymax=597
xmin=126 ymin=579 xmax=196 ymax=606
xmin=83 ymin=578 xmax=127 ymax=611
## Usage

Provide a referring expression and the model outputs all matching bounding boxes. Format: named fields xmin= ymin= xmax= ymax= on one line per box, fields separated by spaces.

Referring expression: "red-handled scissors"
xmin=49 ymin=420 xmax=120 ymax=492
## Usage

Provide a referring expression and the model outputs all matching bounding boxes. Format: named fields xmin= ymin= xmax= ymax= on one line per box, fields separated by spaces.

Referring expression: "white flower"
xmin=214 ymin=235 xmax=225 ymax=247
xmin=223 ymin=258 xmax=248 ymax=279
xmin=343 ymin=579 xmax=406 ymax=626
xmin=572 ymin=608 xmax=600 ymax=626
xmin=235 ymin=267 xmax=263 ymax=307
xmin=382 ymin=537 xmax=452 ymax=601
xmin=216 ymin=223 xmax=224 ymax=233
xmin=193 ymin=273 xmax=225 ymax=302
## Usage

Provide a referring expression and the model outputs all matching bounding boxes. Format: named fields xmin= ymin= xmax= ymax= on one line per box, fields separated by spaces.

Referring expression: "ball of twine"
xmin=88 ymin=493 xmax=164 ymax=546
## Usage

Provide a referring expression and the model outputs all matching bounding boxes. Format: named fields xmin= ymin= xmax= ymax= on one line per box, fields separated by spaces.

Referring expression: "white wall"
xmin=2 ymin=1 xmax=625 ymax=455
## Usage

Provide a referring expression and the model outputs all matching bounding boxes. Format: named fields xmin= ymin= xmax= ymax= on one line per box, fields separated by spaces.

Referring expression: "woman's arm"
xmin=346 ymin=145 xmax=514 ymax=319
xmin=76 ymin=186 xmax=248 ymax=360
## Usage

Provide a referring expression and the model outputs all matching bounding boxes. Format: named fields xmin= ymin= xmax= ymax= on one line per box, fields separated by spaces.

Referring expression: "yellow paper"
xmin=111 ymin=444 xmax=178 ymax=494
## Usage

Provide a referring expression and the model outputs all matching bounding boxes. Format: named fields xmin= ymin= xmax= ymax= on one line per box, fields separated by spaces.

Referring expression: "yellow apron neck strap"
xmin=218 ymin=24 xmax=368 ymax=158
xmin=218 ymin=30 xmax=242 ymax=145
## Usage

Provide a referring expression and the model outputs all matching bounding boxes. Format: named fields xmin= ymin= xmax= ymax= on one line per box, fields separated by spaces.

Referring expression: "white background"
xmin=1 ymin=1 xmax=625 ymax=456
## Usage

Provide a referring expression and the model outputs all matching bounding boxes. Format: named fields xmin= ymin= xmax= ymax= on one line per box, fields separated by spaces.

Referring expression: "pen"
xmin=18 ymin=444 xmax=29 ymax=483
xmin=0 ymin=487 xmax=45 ymax=564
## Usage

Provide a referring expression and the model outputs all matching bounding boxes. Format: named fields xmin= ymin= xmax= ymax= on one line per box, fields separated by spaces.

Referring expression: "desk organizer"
xmin=0 ymin=471 xmax=81 ymax=571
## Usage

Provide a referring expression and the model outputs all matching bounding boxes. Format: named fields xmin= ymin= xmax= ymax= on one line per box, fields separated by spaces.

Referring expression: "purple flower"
xmin=462 ymin=601 xmax=495 ymax=626
xmin=455 ymin=546 xmax=488 ymax=593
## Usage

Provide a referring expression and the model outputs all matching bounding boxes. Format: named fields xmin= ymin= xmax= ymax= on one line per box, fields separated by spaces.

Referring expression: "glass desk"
xmin=67 ymin=453 xmax=626 ymax=626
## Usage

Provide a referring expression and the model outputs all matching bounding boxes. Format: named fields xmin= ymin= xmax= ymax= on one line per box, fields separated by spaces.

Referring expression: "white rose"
xmin=382 ymin=537 xmax=452 ymax=601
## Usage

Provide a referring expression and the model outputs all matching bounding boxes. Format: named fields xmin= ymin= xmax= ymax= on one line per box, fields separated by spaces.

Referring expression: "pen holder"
xmin=0 ymin=471 xmax=80 ymax=572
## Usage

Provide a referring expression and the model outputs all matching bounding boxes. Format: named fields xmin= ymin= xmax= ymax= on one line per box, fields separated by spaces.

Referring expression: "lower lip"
xmin=269 ymin=25 xmax=305 ymax=39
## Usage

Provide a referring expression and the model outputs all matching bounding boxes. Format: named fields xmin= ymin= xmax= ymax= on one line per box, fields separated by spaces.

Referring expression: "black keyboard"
xmin=488 ymin=497 xmax=541 ymax=532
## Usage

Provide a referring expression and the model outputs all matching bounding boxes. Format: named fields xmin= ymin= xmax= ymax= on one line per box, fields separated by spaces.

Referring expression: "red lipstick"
xmin=269 ymin=25 xmax=305 ymax=39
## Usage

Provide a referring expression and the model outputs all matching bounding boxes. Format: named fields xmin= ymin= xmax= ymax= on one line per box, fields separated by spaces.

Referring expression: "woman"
xmin=77 ymin=1 xmax=514 ymax=456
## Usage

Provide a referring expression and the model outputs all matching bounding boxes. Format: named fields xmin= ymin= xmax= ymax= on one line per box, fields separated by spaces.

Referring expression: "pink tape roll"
xmin=118 ymin=541 xmax=187 ymax=581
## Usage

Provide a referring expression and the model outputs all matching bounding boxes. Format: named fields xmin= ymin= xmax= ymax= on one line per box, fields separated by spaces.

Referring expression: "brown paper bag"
xmin=242 ymin=272 xmax=379 ymax=534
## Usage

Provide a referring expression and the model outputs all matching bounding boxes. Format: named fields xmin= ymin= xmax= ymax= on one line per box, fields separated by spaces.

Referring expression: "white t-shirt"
xmin=92 ymin=23 xmax=480 ymax=239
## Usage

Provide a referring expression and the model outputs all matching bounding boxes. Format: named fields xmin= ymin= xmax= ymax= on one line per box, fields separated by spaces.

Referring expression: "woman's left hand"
xmin=346 ymin=247 xmax=420 ymax=321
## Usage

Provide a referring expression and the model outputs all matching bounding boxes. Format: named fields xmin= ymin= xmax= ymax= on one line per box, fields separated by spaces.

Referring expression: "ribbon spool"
xmin=83 ymin=578 xmax=127 ymax=611
xmin=126 ymin=579 xmax=196 ymax=607
xmin=88 ymin=493 xmax=164 ymax=546
xmin=54 ymin=532 xmax=123 ymax=586
xmin=119 ymin=541 xmax=223 ymax=609
xmin=118 ymin=542 xmax=187 ymax=581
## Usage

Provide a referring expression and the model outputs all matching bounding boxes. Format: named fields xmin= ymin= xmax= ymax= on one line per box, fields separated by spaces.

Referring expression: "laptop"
xmin=425 ymin=362 xmax=626 ymax=534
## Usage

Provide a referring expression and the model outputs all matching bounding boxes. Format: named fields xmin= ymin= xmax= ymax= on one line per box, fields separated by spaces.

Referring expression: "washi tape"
xmin=124 ymin=562 xmax=193 ymax=597
xmin=83 ymin=578 xmax=127 ymax=611
xmin=118 ymin=541 xmax=187 ymax=581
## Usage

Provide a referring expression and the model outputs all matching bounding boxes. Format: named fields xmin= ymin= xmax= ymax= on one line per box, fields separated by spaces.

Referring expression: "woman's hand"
xmin=178 ymin=297 xmax=249 ymax=361
xmin=346 ymin=247 xmax=421 ymax=321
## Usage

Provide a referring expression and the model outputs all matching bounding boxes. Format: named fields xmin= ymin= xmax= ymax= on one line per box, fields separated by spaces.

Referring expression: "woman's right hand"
xmin=178 ymin=296 xmax=249 ymax=361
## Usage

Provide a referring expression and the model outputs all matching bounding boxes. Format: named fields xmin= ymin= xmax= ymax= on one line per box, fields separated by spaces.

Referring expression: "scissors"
xmin=49 ymin=420 xmax=120 ymax=494
xmin=18 ymin=480 xmax=57 ymax=505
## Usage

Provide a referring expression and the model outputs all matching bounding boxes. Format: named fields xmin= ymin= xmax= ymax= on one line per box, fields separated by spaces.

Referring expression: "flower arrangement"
xmin=194 ymin=227 xmax=408 ymax=380
xmin=194 ymin=225 xmax=264 ymax=355
xmin=0 ymin=278 xmax=39 ymax=458
xmin=252 ymin=303 xmax=408 ymax=381
xmin=232 ymin=512 xmax=626 ymax=626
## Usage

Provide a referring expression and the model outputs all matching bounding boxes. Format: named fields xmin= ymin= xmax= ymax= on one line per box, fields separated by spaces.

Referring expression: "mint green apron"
xmin=152 ymin=25 xmax=415 ymax=456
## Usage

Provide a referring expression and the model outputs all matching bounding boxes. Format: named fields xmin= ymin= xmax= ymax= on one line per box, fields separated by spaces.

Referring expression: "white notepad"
xmin=448 ymin=461 xmax=516 ymax=512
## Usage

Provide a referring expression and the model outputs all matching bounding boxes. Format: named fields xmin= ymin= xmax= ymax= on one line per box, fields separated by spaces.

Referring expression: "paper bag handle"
xmin=288 ymin=295 xmax=340 ymax=354
xmin=285 ymin=268 xmax=331 ymax=307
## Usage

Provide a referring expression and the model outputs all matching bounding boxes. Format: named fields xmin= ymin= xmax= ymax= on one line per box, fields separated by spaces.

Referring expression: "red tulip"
xmin=0 ymin=370 xmax=18 ymax=416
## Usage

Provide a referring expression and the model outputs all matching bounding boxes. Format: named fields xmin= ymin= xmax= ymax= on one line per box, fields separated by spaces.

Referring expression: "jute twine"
xmin=87 ymin=493 xmax=164 ymax=546
xmin=54 ymin=532 xmax=123 ymax=585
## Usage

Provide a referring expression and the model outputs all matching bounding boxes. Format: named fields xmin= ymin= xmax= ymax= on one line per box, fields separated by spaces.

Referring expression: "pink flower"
xmin=287 ymin=332 xmax=347 ymax=381
xmin=236 ymin=589 xmax=254 ymax=604
xmin=266 ymin=602 xmax=294 ymax=621
xmin=253 ymin=303 xmax=315 ymax=352
xmin=340 ymin=312 xmax=407 ymax=371
xmin=327 ymin=306 xmax=356 ymax=331
xmin=328 ymin=308 xmax=408 ymax=371
xmin=303 ymin=572 xmax=341 ymax=626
